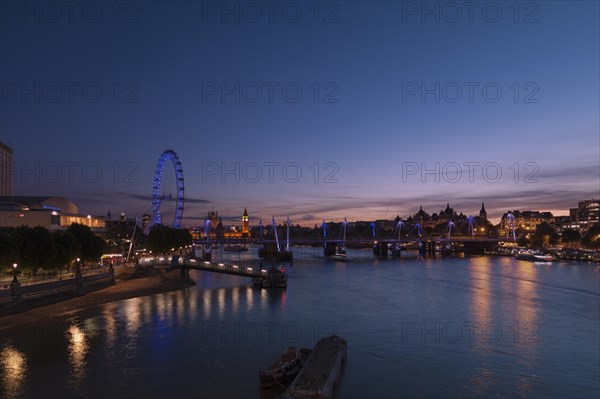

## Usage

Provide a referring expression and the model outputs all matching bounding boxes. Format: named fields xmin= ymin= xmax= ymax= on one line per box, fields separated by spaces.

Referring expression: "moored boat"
xmin=260 ymin=347 xmax=311 ymax=389
xmin=515 ymin=251 xmax=555 ymax=262
xmin=286 ymin=335 xmax=347 ymax=399
xmin=263 ymin=265 xmax=288 ymax=288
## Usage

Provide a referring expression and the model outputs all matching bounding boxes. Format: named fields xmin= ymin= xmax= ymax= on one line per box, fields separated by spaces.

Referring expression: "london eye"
xmin=146 ymin=149 xmax=184 ymax=234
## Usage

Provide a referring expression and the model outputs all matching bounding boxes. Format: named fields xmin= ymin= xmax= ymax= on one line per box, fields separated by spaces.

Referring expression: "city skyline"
xmin=1 ymin=1 xmax=598 ymax=227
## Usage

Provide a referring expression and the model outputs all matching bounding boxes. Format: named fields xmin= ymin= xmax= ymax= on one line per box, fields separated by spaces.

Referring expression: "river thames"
xmin=1 ymin=249 xmax=599 ymax=398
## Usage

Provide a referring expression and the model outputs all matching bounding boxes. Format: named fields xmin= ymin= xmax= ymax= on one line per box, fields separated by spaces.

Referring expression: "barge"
xmin=286 ymin=335 xmax=347 ymax=399
xmin=260 ymin=347 xmax=311 ymax=388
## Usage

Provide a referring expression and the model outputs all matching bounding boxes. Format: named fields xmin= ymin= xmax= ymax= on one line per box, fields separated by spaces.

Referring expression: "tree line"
xmin=516 ymin=222 xmax=600 ymax=249
xmin=0 ymin=223 xmax=105 ymax=272
xmin=146 ymin=224 xmax=193 ymax=254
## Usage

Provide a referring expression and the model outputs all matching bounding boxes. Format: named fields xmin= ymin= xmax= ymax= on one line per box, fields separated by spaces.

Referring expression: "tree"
xmin=147 ymin=224 xmax=173 ymax=254
xmin=0 ymin=229 xmax=18 ymax=268
xmin=561 ymin=229 xmax=581 ymax=248
xmin=14 ymin=226 xmax=57 ymax=271
xmin=582 ymin=225 xmax=600 ymax=249
xmin=66 ymin=223 xmax=105 ymax=262
xmin=531 ymin=222 xmax=559 ymax=248
xmin=105 ymin=222 xmax=136 ymax=254
xmin=147 ymin=225 xmax=192 ymax=253
xmin=49 ymin=230 xmax=80 ymax=270
xmin=517 ymin=235 xmax=530 ymax=247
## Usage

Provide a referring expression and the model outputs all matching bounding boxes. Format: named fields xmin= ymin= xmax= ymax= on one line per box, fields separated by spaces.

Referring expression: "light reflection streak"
xmin=203 ymin=290 xmax=212 ymax=318
xmin=0 ymin=346 xmax=27 ymax=399
xmin=467 ymin=257 xmax=494 ymax=394
xmin=260 ymin=287 xmax=267 ymax=309
xmin=176 ymin=292 xmax=186 ymax=325
xmin=514 ymin=262 xmax=540 ymax=394
xmin=516 ymin=263 xmax=539 ymax=330
xmin=124 ymin=298 xmax=142 ymax=359
xmin=217 ymin=288 xmax=226 ymax=316
xmin=102 ymin=304 xmax=117 ymax=349
xmin=188 ymin=290 xmax=198 ymax=318
xmin=470 ymin=257 xmax=492 ymax=329
xmin=67 ymin=324 xmax=88 ymax=388
xmin=231 ymin=286 xmax=240 ymax=315
xmin=246 ymin=286 xmax=254 ymax=311
xmin=156 ymin=293 xmax=167 ymax=320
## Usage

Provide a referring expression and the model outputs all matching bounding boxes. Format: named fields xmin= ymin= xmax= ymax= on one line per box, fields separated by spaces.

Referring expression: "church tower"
xmin=479 ymin=202 xmax=488 ymax=220
xmin=242 ymin=208 xmax=249 ymax=236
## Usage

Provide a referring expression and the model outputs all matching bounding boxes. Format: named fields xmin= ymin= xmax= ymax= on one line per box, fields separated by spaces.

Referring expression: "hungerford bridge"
xmin=194 ymin=218 xmax=510 ymax=260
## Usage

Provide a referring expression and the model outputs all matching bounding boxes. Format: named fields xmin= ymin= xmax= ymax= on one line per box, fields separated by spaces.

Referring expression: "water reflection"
xmin=203 ymin=289 xmax=212 ymax=318
xmin=515 ymin=262 xmax=539 ymax=333
xmin=124 ymin=298 xmax=143 ymax=359
xmin=67 ymin=324 xmax=88 ymax=388
xmin=470 ymin=257 xmax=492 ymax=334
xmin=232 ymin=286 xmax=240 ymax=315
xmin=469 ymin=366 xmax=494 ymax=396
xmin=246 ymin=286 xmax=254 ymax=311
xmin=0 ymin=345 xmax=27 ymax=399
xmin=513 ymin=262 xmax=540 ymax=394
xmin=260 ymin=287 xmax=267 ymax=308
xmin=103 ymin=304 xmax=117 ymax=349
xmin=217 ymin=288 xmax=226 ymax=316
xmin=1 ymin=255 xmax=595 ymax=399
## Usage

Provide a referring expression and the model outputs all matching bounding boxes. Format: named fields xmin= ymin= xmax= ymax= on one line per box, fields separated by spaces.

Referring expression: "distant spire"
xmin=106 ymin=210 xmax=112 ymax=220
xmin=243 ymin=207 xmax=248 ymax=216
xmin=479 ymin=202 xmax=488 ymax=220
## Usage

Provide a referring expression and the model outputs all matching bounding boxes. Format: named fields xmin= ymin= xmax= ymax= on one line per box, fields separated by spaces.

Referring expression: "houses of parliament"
xmin=197 ymin=208 xmax=250 ymax=239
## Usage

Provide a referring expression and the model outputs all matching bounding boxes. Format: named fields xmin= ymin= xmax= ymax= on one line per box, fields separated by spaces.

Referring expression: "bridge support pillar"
xmin=428 ymin=241 xmax=435 ymax=255
xmin=324 ymin=242 xmax=337 ymax=257
xmin=380 ymin=241 xmax=388 ymax=257
xmin=261 ymin=243 xmax=293 ymax=261
xmin=373 ymin=242 xmax=380 ymax=256
xmin=441 ymin=242 xmax=452 ymax=255
xmin=418 ymin=241 xmax=426 ymax=256
xmin=373 ymin=242 xmax=387 ymax=257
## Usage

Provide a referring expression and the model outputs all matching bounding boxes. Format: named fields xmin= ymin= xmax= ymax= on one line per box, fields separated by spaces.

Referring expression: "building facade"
xmin=499 ymin=210 xmax=555 ymax=236
xmin=0 ymin=141 xmax=13 ymax=196
xmin=0 ymin=196 xmax=105 ymax=232
xmin=570 ymin=199 xmax=599 ymax=233
xmin=200 ymin=208 xmax=250 ymax=239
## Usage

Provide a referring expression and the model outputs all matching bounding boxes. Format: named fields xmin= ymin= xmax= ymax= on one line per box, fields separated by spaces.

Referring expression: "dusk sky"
xmin=1 ymin=1 xmax=598 ymax=226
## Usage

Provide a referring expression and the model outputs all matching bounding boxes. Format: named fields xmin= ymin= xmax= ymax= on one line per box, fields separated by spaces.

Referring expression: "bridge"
xmin=148 ymin=257 xmax=287 ymax=288
xmin=147 ymin=257 xmax=267 ymax=279
xmin=194 ymin=236 xmax=501 ymax=260
xmin=195 ymin=237 xmax=502 ymax=245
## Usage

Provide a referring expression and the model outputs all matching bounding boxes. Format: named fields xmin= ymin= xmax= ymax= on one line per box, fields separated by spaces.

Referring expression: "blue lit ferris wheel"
xmin=146 ymin=150 xmax=184 ymax=234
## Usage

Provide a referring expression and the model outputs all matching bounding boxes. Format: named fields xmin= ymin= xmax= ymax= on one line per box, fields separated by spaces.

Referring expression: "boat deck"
xmin=287 ymin=335 xmax=346 ymax=399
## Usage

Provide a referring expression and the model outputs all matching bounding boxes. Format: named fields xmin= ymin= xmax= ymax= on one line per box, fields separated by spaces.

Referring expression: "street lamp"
xmin=12 ymin=263 xmax=18 ymax=283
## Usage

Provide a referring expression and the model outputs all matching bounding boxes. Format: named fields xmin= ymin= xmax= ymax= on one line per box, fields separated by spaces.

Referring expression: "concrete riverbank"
xmin=0 ymin=268 xmax=194 ymax=330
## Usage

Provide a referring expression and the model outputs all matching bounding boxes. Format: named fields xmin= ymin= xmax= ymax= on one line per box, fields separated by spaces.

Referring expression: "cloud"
xmin=120 ymin=192 xmax=211 ymax=204
xmin=537 ymin=164 xmax=599 ymax=180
